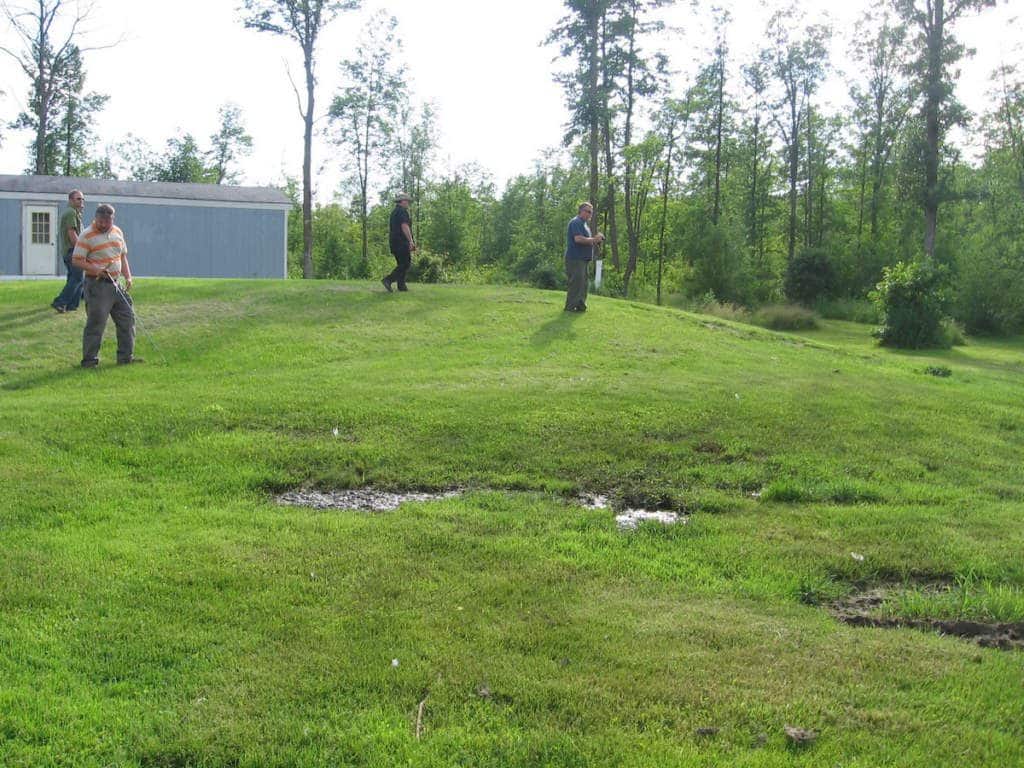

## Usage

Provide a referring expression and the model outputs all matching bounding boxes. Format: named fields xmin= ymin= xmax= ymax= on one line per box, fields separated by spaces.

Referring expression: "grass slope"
xmin=1 ymin=279 xmax=1022 ymax=767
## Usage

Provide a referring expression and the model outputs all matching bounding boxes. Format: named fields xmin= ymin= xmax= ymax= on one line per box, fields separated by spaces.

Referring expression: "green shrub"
xmin=871 ymin=259 xmax=952 ymax=349
xmin=750 ymin=304 xmax=819 ymax=331
xmin=955 ymin=244 xmax=1024 ymax=335
xmin=689 ymin=224 xmax=749 ymax=304
xmin=815 ymin=297 xmax=880 ymax=324
xmin=695 ymin=294 xmax=751 ymax=323
xmin=407 ymin=250 xmax=449 ymax=283
xmin=940 ymin=319 xmax=967 ymax=347
xmin=784 ymin=246 xmax=837 ymax=306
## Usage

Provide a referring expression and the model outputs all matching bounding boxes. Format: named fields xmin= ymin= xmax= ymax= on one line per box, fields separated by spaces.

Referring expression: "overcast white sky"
xmin=1 ymin=0 xmax=1021 ymax=200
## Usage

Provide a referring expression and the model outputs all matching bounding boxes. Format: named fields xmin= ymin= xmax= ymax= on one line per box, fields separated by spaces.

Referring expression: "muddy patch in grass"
xmin=578 ymin=493 xmax=688 ymax=531
xmin=277 ymin=488 xmax=462 ymax=512
xmin=830 ymin=586 xmax=1024 ymax=651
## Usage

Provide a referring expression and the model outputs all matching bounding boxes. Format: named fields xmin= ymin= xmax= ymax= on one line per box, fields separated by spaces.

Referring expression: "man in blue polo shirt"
xmin=564 ymin=202 xmax=604 ymax=312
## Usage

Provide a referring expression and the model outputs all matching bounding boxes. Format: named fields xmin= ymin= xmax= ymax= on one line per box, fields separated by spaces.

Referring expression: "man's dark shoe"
xmin=52 ymin=303 xmax=66 ymax=313
xmin=381 ymin=277 xmax=394 ymax=293
xmin=117 ymin=357 xmax=144 ymax=365
xmin=397 ymin=283 xmax=408 ymax=292
xmin=81 ymin=360 xmax=98 ymax=368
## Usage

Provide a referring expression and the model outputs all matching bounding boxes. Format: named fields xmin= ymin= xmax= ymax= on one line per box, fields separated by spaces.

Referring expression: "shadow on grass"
xmin=1 ymin=362 xmax=95 ymax=391
xmin=0 ymin=306 xmax=57 ymax=333
xmin=530 ymin=310 xmax=582 ymax=347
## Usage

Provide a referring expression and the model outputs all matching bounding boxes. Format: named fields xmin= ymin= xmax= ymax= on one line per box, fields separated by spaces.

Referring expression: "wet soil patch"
xmin=276 ymin=487 xmax=688 ymax=530
xmin=830 ymin=587 xmax=1024 ymax=651
xmin=277 ymin=488 xmax=462 ymax=512
xmin=578 ymin=493 xmax=688 ymax=531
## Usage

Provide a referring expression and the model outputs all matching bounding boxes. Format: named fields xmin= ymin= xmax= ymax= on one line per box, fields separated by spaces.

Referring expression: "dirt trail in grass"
xmin=831 ymin=589 xmax=1024 ymax=651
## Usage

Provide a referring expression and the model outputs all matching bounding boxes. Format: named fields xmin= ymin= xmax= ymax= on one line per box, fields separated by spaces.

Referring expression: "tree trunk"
xmin=922 ymin=0 xmax=943 ymax=260
xmin=587 ymin=3 xmax=600 ymax=216
xmin=747 ymin=115 xmax=760 ymax=251
xmin=712 ymin=57 xmax=724 ymax=225
xmin=302 ymin=46 xmax=315 ymax=279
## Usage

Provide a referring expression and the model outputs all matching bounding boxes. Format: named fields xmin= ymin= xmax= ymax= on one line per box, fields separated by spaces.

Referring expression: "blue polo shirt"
xmin=565 ymin=216 xmax=593 ymax=261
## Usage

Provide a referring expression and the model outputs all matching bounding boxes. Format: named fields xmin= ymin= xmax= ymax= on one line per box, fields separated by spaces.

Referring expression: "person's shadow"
xmin=530 ymin=310 xmax=582 ymax=348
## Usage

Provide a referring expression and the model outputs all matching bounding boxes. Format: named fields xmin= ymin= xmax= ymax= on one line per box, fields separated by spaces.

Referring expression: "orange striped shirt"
xmin=73 ymin=224 xmax=128 ymax=278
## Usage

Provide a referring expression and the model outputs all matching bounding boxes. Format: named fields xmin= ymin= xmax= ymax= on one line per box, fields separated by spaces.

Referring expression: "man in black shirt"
xmin=383 ymin=192 xmax=417 ymax=292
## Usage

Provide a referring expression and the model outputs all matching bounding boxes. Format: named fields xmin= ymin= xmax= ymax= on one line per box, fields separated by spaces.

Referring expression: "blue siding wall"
xmin=0 ymin=199 xmax=23 ymax=275
xmin=0 ymin=198 xmax=286 ymax=277
xmin=112 ymin=204 xmax=285 ymax=278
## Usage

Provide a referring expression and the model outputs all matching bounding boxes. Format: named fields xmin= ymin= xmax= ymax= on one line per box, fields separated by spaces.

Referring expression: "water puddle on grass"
xmin=830 ymin=588 xmax=1024 ymax=651
xmin=277 ymin=488 xmax=462 ymax=512
xmin=578 ymin=493 xmax=687 ymax=531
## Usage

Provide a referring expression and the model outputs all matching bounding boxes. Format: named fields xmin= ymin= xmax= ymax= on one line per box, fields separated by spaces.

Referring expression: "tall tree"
xmin=54 ymin=46 xmax=107 ymax=176
xmin=767 ymin=9 xmax=829 ymax=263
xmin=739 ymin=55 xmax=772 ymax=267
xmin=654 ymin=98 xmax=686 ymax=306
xmin=686 ymin=9 xmax=733 ymax=227
xmin=242 ymin=0 xmax=361 ymax=278
xmin=208 ymin=103 xmax=253 ymax=185
xmin=845 ymin=10 xmax=911 ymax=288
xmin=892 ymin=0 xmax=996 ymax=259
xmin=391 ymin=101 xmax=437 ymax=242
xmin=548 ymin=0 xmax=608 ymax=237
xmin=11 ymin=44 xmax=107 ymax=175
xmin=328 ymin=11 xmax=405 ymax=269
xmin=615 ymin=0 xmax=669 ymax=296
xmin=1 ymin=0 xmax=114 ymax=175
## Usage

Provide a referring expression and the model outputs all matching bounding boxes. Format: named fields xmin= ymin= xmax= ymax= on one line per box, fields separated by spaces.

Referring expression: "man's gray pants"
xmin=82 ymin=278 xmax=135 ymax=366
xmin=564 ymin=256 xmax=589 ymax=310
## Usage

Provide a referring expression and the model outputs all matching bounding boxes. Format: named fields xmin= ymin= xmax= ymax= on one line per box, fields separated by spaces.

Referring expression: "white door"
xmin=22 ymin=204 xmax=59 ymax=275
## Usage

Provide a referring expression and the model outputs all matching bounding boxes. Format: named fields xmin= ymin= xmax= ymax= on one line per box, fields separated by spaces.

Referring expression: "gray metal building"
xmin=0 ymin=175 xmax=292 ymax=278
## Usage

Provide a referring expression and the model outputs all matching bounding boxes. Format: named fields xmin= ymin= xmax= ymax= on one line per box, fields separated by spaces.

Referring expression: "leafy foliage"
xmin=871 ymin=259 xmax=951 ymax=348
xmin=784 ymin=246 xmax=837 ymax=306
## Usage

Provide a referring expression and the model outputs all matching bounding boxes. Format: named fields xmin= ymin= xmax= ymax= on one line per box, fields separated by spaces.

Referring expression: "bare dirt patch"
xmin=830 ymin=588 xmax=1024 ymax=651
xmin=277 ymin=488 xmax=462 ymax=512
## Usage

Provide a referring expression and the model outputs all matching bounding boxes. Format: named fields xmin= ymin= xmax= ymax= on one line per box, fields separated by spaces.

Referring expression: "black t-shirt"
xmin=389 ymin=205 xmax=411 ymax=250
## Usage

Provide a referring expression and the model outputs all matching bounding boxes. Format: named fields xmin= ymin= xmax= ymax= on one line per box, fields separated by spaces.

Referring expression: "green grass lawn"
xmin=1 ymin=279 xmax=1022 ymax=767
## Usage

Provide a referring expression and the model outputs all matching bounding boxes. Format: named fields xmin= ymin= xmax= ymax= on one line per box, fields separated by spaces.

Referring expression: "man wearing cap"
xmin=383 ymin=192 xmax=417 ymax=292
xmin=72 ymin=203 xmax=138 ymax=367
xmin=564 ymin=202 xmax=604 ymax=312
xmin=50 ymin=189 xmax=86 ymax=313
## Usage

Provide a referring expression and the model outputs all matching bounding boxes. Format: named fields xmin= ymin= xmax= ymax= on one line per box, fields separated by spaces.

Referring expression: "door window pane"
xmin=31 ymin=212 xmax=50 ymax=244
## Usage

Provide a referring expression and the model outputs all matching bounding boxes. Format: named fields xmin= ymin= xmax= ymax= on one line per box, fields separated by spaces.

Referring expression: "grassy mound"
xmin=1 ymin=279 xmax=1022 ymax=766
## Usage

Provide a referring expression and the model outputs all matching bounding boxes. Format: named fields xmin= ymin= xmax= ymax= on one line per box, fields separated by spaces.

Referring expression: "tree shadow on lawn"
xmin=529 ymin=311 xmax=583 ymax=348
xmin=886 ymin=345 xmax=1024 ymax=377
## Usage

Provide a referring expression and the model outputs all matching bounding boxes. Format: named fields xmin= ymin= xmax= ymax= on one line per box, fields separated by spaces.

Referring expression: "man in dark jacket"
xmin=383 ymin=192 xmax=417 ymax=292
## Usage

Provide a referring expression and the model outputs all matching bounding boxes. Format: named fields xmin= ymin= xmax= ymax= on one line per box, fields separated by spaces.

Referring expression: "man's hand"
xmin=124 ymin=276 xmax=134 ymax=291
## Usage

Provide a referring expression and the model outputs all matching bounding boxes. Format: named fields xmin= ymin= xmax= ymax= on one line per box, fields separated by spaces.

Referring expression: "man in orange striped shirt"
xmin=72 ymin=203 xmax=138 ymax=367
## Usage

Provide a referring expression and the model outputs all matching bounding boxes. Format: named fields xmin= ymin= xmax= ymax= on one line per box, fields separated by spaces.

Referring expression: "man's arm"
xmin=71 ymin=240 xmax=91 ymax=274
xmin=121 ymin=253 xmax=133 ymax=290
xmin=401 ymin=222 xmax=417 ymax=252
xmin=574 ymin=233 xmax=604 ymax=245
xmin=66 ymin=227 xmax=79 ymax=248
